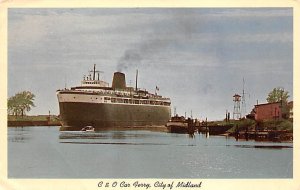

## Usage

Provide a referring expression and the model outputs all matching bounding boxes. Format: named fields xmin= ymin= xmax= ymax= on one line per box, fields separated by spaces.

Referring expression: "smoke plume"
xmin=116 ymin=9 xmax=201 ymax=72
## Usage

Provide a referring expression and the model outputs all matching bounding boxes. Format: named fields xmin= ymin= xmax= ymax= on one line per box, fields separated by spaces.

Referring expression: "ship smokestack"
xmin=112 ymin=72 xmax=126 ymax=89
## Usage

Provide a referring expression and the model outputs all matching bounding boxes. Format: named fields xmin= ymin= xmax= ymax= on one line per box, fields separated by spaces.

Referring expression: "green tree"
xmin=266 ymin=87 xmax=289 ymax=103
xmin=8 ymin=91 xmax=35 ymax=117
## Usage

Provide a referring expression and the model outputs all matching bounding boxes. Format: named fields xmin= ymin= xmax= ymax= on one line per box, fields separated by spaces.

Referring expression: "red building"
xmin=288 ymin=101 xmax=293 ymax=119
xmin=254 ymin=102 xmax=283 ymax=121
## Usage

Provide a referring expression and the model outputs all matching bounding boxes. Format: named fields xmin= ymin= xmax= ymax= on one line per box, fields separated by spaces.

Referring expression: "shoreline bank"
xmin=8 ymin=120 xmax=61 ymax=127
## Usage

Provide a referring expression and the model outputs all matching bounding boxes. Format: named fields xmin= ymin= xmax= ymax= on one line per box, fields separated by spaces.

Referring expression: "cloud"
xmin=228 ymin=32 xmax=292 ymax=44
xmin=205 ymin=8 xmax=292 ymax=18
xmin=227 ymin=59 xmax=292 ymax=73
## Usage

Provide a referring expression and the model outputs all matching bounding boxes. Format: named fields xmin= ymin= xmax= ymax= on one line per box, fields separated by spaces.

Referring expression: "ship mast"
xmin=135 ymin=69 xmax=138 ymax=91
xmin=89 ymin=64 xmax=103 ymax=81
xmin=93 ymin=64 xmax=96 ymax=80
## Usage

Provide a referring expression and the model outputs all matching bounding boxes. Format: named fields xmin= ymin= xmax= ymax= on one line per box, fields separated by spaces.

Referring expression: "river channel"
xmin=8 ymin=126 xmax=292 ymax=178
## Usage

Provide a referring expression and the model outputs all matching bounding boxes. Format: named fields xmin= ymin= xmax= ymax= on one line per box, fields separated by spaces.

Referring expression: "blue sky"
xmin=8 ymin=8 xmax=293 ymax=120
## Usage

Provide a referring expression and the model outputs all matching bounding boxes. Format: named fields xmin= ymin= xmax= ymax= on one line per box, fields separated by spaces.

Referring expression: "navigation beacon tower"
xmin=233 ymin=94 xmax=241 ymax=120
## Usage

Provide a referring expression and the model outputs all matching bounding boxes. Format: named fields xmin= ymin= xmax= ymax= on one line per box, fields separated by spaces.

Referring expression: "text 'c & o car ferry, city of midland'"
xmin=56 ymin=65 xmax=171 ymax=131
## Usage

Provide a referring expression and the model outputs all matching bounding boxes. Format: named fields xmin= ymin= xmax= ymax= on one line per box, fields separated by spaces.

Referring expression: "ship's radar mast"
xmin=81 ymin=64 xmax=108 ymax=87
xmin=89 ymin=64 xmax=103 ymax=81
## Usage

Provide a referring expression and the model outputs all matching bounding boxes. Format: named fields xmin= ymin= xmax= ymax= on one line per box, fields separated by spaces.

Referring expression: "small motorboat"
xmin=81 ymin=126 xmax=95 ymax=132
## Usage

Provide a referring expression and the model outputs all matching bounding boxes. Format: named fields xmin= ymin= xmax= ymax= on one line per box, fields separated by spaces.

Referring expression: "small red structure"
xmin=288 ymin=101 xmax=293 ymax=119
xmin=254 ymin=102 xmax=284 ymax=121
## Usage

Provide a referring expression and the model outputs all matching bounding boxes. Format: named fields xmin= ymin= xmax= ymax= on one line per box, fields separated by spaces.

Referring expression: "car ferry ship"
xmin=56 ymin=65 xmax=171 ymax=131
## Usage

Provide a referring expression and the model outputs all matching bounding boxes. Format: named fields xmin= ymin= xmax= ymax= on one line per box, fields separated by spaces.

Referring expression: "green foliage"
xmin=279 ymin=120 xmax=293 ymax=131
xmin=272 ymin=120 xmax=293 ymax=131
xmin=8 ymin=115 xmax=44 ymax=121
xmin=8 ymin=91 xmax=35 ymax=117
xmin=225 ymin=119 xmax=256 ymax=133
xmin=238 ymin=119 xmax=256 ymax=128
xmin=8 ymin=115 xmax=60 ymax=122
xmin=266 ymin=87 xmax=289 ymax=103
xmin=256 ymin=119 xmax=293 ymax=132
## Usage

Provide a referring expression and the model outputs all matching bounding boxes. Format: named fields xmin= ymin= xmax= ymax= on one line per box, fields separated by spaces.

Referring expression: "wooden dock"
xmin=232 ymin=130 xmax=292 ymax=142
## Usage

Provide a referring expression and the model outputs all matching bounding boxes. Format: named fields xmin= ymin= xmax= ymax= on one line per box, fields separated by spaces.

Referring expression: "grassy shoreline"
xmin=8 ymin=115 xmax=293 ymax=134
xmin=8 ymin=115 xmax=61 ymax=126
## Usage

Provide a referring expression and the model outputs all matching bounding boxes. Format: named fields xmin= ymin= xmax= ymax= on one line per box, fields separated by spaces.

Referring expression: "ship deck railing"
xmin=59 ymin=87 xmax=170 ymax=99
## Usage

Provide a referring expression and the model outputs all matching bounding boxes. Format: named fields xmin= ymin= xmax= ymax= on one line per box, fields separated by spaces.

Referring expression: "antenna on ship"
xmin=93 ymin=64 xmax=96 ymax=80
xmin=89 ymin=64 xmax=103 ymax=81
xmin=64 ymin=76 xmax=67 ymax=89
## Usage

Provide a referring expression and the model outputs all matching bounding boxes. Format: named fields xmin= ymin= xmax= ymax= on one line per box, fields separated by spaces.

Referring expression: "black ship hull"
xmin=59 ymin=102 xmax=171 ymax=131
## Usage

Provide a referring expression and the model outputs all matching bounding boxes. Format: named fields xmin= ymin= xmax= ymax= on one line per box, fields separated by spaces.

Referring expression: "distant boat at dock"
xmin=166 ymin=115 xmax=196 ymax=134
xmin=198 ymin=124 xmax=234 ymax=135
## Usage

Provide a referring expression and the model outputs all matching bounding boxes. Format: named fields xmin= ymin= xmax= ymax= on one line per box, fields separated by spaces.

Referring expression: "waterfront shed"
xmin=254 ymin=102 xmax=290 ymax=121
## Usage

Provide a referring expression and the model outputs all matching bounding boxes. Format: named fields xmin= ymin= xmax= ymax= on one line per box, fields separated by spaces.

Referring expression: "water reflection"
xmin=59 ymin=132 xmax=107 ymax=140
xmin=8 ymin=135 xmax=30 ymax=143
xmin=8 ymin=127 xmax=31 ymax=143
xmin=59 ymin=131 xmax=149 ymax=140
xmin=60 ymin=141 xmax=168 ymax=145
xmin=59 ymin=130 xmax=203 ymax=146
xmin=58 ymin=130 xmax=168 ymax=146
xmin=229 ymin=145 xmax=293 ymax=149
xmin=58 ymin=130 xmax=293 ymax=149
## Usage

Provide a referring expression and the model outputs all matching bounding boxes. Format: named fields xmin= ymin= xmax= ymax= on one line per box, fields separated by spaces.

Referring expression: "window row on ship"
xmin=72 ymin=88 xmax=170 ymax=101
xmin=104 ymin=97 xmax=170 ymax=106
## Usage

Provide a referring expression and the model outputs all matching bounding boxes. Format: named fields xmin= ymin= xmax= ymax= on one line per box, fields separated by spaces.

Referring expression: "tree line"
xmin=266 ymin=87 xmax=290 ymax=103
xmin=8 ymin=91 xmax=35 ymax=117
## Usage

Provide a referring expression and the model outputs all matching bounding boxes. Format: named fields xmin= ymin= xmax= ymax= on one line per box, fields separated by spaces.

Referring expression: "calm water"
xmin=8 ymin=126 xmax=292 ymax=178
